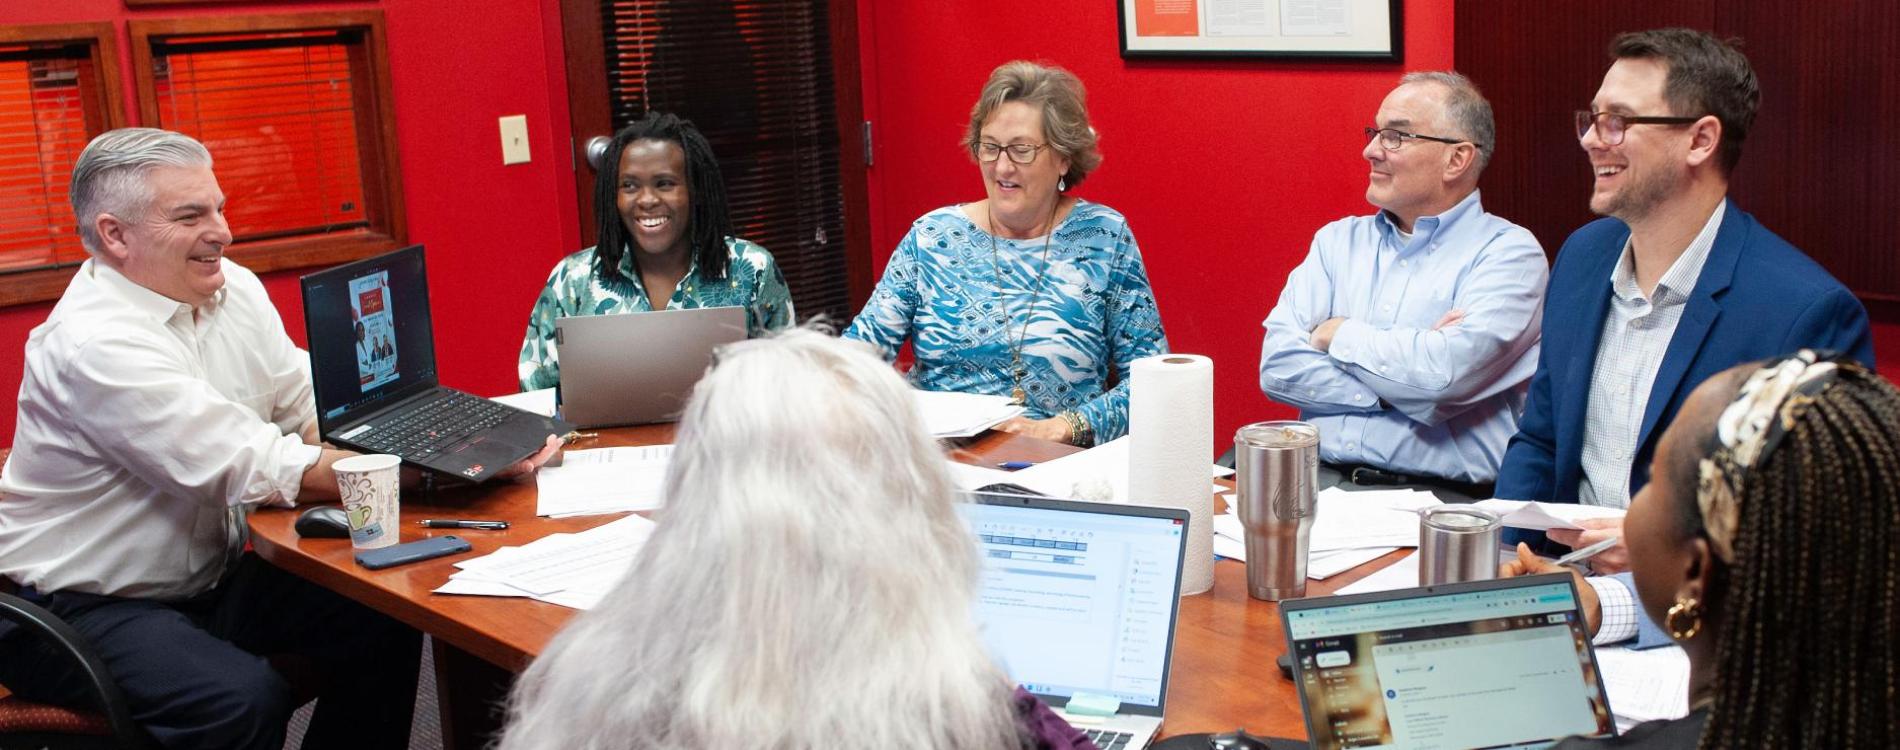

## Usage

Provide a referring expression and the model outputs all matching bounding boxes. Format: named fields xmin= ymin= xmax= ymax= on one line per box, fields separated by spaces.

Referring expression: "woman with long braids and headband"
xmin=1507 ymin=349 xmax=1900 ymax=747
xmin=843 ymin=61 xmax=1167 ymax=446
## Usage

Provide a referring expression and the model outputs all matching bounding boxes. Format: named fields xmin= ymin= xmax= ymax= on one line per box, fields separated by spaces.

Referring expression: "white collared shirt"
xmin=0 ymin=259 xmax=322 ymax=599
xmin=1577 ymin=202 xmax=1726 ymax=508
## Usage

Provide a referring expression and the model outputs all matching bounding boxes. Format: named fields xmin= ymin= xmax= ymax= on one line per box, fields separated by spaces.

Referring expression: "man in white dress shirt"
xmin=0 ymin=128 xmax=550 ymax=749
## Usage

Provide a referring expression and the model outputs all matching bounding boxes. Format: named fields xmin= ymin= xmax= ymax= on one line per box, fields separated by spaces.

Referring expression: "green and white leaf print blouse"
xmin=842 ymin=201 xmax=1168 ymax=444
xmin=518 ymin=237 xmax=793 ymax=390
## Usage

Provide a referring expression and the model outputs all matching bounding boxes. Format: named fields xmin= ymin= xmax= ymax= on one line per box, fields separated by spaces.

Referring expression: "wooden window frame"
xmin=0 ymin=22 xmax=125 ymax=307
xmin=128 ymin=10 xmax=406 ymax=278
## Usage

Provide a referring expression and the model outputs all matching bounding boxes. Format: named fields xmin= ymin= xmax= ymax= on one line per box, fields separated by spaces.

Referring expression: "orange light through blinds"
xmin=151 ymin=30 xmax=368 ymax=243
xmin=0 ymin=47 xmax=97 ymax=273
xmin=603 ymin=0 xmax=851 ymax=321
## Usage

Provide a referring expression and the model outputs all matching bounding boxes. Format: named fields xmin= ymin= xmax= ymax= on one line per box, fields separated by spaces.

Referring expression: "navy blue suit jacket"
xmin=1495 ymin=201 xmax=1874 ymax=503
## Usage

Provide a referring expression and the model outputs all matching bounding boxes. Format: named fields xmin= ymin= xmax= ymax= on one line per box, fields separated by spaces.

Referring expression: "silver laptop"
xmin=1281 ymin=574 xmax=1617 ymax=749
xmin=552 ymin=306 xmax=746 ymax=427
xmin=960 ymin=493 xmax=1189 ymax=749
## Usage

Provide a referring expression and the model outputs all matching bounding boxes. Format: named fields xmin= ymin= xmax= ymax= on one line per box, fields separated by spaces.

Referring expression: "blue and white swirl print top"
xmin=842 ymin=200 xmax=1168 ymax=444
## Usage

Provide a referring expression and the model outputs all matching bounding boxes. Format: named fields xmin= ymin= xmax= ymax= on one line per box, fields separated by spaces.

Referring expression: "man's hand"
xmin=499 ymin=434 xmax=563 ymax=480
xmin=1432 ymin=309 xmax=1466 ymax=330
xmin=1500 ymin=542 xmax=1601 ymax=636
xmin=1309 ymin=317 xmax=1347 ymax=352
xmin=1547 ymin=517 xmax=1628 ymax=574
xmin=996 ymin=416 xmax=1073 ymax=444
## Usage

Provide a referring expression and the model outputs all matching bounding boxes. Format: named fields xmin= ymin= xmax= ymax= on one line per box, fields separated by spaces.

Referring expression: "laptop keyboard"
xmin=1083 ymin=729 xmax=1135 ymax=749
xmin=350 ymin=391 xmax=511 ymax=460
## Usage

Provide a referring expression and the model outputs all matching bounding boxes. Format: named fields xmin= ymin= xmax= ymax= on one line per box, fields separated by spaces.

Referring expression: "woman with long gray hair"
xmin=496 ymin=329 xmax=1092 ymax=750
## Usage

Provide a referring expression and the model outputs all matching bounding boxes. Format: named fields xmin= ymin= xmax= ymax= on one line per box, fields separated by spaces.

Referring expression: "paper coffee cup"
xmin=334 ymin=454 xmax=402 ymax=550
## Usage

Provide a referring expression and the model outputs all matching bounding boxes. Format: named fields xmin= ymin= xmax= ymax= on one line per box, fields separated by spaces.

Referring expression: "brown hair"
xmin=1609 ymin=28 xmax=1760 ymax=174
xmin=961 ymin=61 xmax=1102 ymax=190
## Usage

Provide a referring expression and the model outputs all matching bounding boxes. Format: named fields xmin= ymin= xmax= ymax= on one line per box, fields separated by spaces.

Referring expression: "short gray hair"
xmin=1400 ymin=71 xmax=1496 ymax=173
xmin=498 ymin=328 xmax=1021 ymax=750
xmin=70 ymin=128 xmax=212 ymax=254
xmin=962 ymin=60 xmax=1102 ymax=189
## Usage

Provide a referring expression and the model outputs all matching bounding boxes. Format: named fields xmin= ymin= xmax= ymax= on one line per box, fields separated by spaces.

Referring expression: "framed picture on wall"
xmin=1119 ymin=0 xmax=1402 ymax=61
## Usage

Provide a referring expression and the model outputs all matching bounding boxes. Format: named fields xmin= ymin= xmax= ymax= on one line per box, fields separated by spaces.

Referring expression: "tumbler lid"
xmin=1235 ymin=420 xmax=1318 ymax=448
xmin=1418 ymin=505 xmax=1502 ymax=533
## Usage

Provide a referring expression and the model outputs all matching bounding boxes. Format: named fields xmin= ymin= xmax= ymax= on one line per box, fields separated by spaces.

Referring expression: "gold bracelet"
xmin=1059 ymin=410 xmax=1095 ymax=447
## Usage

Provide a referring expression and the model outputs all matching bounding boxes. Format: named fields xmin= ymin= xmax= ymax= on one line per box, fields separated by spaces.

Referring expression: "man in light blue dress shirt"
xmin=1260 ymin=72 xmax=1548 ymax=495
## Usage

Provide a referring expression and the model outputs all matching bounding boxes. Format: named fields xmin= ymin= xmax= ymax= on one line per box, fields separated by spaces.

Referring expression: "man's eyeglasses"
xmin=1364 ymin=127 xmax=1475 ymax=152
xmin=1574 ymin=110 xmax=1702 ymax=146
xmin=975 ymin=141 xmax=1048 ymax=165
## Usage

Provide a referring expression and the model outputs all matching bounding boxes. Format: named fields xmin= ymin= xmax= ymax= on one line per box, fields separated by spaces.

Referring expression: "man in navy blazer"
xmin=1494 ymin=28 xmax=1872 ymax=587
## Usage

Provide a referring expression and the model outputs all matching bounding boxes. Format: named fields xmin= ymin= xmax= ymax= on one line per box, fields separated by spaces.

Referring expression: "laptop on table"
xmin=301 ymin=245 xmax=572 ymax=483
xmin=552 ymin=306 xmax=746 ymax=427
xmin=960 ymin=493 xmax=1189 ymax=749
xmin=1281 ymin=574 xmax=1617 ymax=749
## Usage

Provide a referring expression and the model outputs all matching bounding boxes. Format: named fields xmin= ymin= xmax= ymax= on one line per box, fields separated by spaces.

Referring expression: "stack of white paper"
xmin=1210 ymin=487 xmax=1437 ymax=579
xmin=535 ymin=445 xmax=673 ymax=517
xmin=433 ymin=514 xmax=656 ymax=610
xmin=1005 ymin=436 xmax=1230 ymax=502
xmin=914 ymin=389 xmax=1024 ymax=438
xmin=1594 ymin=644 xmax=1692 ymax=731
xmin=1474 ymin=499 xmax=1627 ymax=530
xmin=1335 ymin=551 xmax=1423 ymax=595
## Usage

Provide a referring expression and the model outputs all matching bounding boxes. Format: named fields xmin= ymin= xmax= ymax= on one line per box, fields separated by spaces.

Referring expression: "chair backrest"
xmin=0 ymin=593 xmax=152 ymax=748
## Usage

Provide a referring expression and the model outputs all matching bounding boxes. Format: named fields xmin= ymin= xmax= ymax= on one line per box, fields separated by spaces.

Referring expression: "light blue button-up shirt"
xmin=1259 ymin=190 xmax=1547 ymax=483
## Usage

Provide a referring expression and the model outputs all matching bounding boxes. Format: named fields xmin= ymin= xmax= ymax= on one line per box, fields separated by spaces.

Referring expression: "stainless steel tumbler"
xmin=1234 ymin=421 xmax=1319 ymax=600
xmin=1417 ymin=506 xmax=1503 ymax=586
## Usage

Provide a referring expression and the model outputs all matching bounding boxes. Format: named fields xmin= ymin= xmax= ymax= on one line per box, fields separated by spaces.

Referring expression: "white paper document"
xmin=434 ymin=514 xmax=656 ymax=609
xmin=1594 ymin=644 xmax=1691 ymax=731
xmin=535 ymin=445 xmax=673 ymax=517
xmin=490 ymin=387 xmax=558 ymax=417
xmin=1006 ymin=436 xmax=1226 ymax=503
xmin=1307 ymin=487 xmax=1441 ymax=551
xmin=1474 ymin=499 xmax=1626 ymax=531
xmin=1335 ymin=551 xmax=1421 ymax=595
xmin=913 ymin=389 xmax=1024 ymax=438
xmin=944 ymin=460 xmax=1021 ymax=492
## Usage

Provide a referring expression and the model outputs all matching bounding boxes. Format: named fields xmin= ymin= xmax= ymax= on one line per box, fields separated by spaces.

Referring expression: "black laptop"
xmin=301 ymin=245 xmax=571 ymax=482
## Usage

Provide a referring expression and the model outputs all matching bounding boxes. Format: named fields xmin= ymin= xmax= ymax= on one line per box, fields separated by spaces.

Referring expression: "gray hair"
xmin=498 ymin=328 xmax=1021 ymax=750
xmin=1400 ymin=71 xmax=1496 ymax=173
xmin=962 ymin=60 xmax=1102 ymax=190
xmin=70 ymin=128 xmax=212 ymax=254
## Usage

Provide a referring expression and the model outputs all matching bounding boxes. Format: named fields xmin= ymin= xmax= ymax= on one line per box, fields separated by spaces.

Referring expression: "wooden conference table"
xmin=249 ymin=424 xmax=1408 ymax=746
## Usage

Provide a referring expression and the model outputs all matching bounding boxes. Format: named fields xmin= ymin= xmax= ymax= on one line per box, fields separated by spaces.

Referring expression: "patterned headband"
xmin=1696 ymin=349 xmax=1851 ymax=562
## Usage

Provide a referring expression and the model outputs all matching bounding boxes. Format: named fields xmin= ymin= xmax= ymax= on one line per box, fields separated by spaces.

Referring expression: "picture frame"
xmin=1119 ymin=0 xmax=1402 ymax=62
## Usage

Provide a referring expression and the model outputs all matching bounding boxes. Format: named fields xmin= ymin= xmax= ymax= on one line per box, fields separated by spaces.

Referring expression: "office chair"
xmin=0 ymin=590 xmax=154 ymax=749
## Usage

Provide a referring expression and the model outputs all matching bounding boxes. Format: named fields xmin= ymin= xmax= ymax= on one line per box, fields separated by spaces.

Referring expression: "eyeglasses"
xmin=974 ymin=141 xmax=1048 ymax=165
xmin=1364 ymin=127 xmax=1474 ymax=152
xmin=1574 ymin=110 xmax=1702 ymax=146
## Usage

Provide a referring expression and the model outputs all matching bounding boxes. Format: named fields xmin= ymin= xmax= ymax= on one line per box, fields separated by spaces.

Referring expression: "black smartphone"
xmin=354 ymin=535 xmax=473 ymax=570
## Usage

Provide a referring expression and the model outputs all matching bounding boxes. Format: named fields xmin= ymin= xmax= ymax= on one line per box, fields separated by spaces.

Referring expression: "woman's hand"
xmin=996 ymin=416 xmax=1072 ymax=444
xmin=1547 ymin=518 xmax=1628 ymax=574
xmin=1499 ymin=542 xmax=1601 ymax=636
xmin=500 ymin=434 xmax=564 ymax=480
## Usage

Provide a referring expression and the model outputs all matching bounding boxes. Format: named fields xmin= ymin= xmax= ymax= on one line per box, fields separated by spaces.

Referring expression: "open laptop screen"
xmin=301 ymin=245 xmax=441 ymax=432
xmin=958 ymin=495 xmax=1186 ymax=712
xmin=1283 ymin=575 xmax=1615 ymax=749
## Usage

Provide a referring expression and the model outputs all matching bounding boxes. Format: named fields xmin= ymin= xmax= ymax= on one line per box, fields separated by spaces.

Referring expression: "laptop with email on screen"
xmin=301 ymin=245 xmax=571 ymax=483
xmin=553 ymin=306 xmax=746 ymax=427
xmin=1281 ymin=574 xmax=1617 ymax=749
xmin=960 ymin=493 xmax=1188 ymax=749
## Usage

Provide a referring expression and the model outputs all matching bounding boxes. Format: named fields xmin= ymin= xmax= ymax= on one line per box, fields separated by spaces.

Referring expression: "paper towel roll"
xmin=1127 ymin=353 xmax=1215 ymax=596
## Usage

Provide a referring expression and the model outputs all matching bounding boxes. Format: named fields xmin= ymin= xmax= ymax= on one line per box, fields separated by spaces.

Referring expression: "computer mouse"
xmin=295 ymin=505 xmax=353 ymax=539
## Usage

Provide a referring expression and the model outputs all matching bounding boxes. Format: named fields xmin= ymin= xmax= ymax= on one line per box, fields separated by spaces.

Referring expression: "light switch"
xmin=499 ymin=115 xmax=531 ymax=165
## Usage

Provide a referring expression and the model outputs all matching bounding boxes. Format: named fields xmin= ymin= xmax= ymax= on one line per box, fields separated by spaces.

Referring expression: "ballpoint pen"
xmin=417 ymin=519 xmax=510 ymax=530
xmin=1553 ymin=536 xmax=1620 ymax=568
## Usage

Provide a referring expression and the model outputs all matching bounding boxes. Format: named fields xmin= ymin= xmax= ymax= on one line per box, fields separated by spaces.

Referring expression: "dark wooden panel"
xmin=1719 ymin=2 xmax=1900 ymax=302
xmin=1456 ymin=2 xmax=1716 ymax=257
xmin=1459 ymin=1 xmax=1900 ymax=306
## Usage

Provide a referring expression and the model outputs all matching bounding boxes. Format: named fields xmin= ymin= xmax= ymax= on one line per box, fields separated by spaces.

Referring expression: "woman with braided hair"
xmin=1512 ymin=349 xmax=1900 ymax=748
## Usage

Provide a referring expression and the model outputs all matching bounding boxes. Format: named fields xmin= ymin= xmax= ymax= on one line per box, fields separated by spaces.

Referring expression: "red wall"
xmin=856 ymin=0 xmax=1455 ymax=446
xmin=0 ymin=0 xmax=582 ymax=443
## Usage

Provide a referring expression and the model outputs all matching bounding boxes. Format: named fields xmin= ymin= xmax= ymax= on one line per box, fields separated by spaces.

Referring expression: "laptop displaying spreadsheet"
xmin=1281 ymin=574 xmax=1616 ymax=750
xmin=959 ymin=493 xmax=1188 ymax=748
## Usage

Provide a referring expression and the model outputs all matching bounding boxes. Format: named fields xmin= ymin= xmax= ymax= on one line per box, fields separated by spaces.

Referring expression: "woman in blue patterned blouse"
xmin=518 ymin=111 xmax=794 ymax=390
xmin=843 ymin=61 xmax=1167 ymax=446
